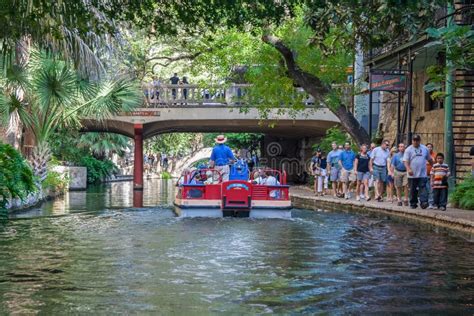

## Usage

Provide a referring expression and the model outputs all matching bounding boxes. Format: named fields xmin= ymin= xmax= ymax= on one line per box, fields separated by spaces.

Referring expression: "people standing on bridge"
xmin=403 ymin=134 xmax=433 ymax=209
xmin=354 ymin=144 xmax=371 ymax=201
xmin=339 ymin=142 xmax=356 ymax=199
xmin=151 ymin=76 xmax=160 ymax=100
xmin=369 ymin=140 xmax=390 ymax=202
xmin=327 ymin=142 xmax=342 ymax=198
xmin=209 ymin=135 xmax=235 ymax=181
xmin=169 ymin=73 xmax=180 ymax=100
xmin=391 ymin=143 xmax=409 ymax=206
xmin=181 ymin=76 xmax=189 ymax=100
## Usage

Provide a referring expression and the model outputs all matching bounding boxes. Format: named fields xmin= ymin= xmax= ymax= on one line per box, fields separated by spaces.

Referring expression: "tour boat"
xmin=174 ymin=166 xmax=291 ymax=218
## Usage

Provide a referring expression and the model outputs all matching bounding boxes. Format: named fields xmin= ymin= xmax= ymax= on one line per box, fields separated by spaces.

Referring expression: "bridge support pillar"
xmin=133 ymin=124 xmax=144 ymax=191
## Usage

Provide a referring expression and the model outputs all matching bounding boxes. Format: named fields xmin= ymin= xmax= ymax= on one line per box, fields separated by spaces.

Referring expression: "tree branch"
xmin=145 ymin=51 xmax=204 ymax=64
xmin=261 ymin=34 xmax=370 ymax=145
xmin=262 ymin=34 xmax=331 ymax=102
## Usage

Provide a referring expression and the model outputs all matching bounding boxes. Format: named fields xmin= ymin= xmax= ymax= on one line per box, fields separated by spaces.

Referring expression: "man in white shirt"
xmin=403 ymin=134 xmax=433 ymax=209
xmin=369 ymin=140 xmax=390 ymax=201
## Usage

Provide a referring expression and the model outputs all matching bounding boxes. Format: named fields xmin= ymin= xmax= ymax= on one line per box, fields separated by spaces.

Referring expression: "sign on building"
xmin=369 ymin=70 xmax=408 ymax=91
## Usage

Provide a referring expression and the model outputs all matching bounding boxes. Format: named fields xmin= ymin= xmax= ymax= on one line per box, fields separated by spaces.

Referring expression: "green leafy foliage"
xmin=0 ymin=50 xmax=140 ymax=181
xmin=49 ymin=130 xmax=128 ymax=185
xmin=305 ymin=1 xmax=445 ymax=51
xmin=161 ymin=171 xmax=172 ymax=180
xmin=0 ymin=142 xmax=35 ymax=215
xmin=78 ymin=133 xmax=131 ymax=160
xmin=450 ymin=178 xmax=474 ymax=210
xmin=42 ymin=170 xmax=69 ymax=193
xmin=0 ymin=50 xmax=141 ymax=148
xmin=424 ymin=24 xmax=474 ymax=96
xmin=203 ymin=133 xmax=263 ymax=150
xmin=313 ymin=126 xmax=355 ymax=154
xmin=79 ymin=156 xmax=118 ymax=184
xmin=145 ymin=133 xmax=202 ymax=156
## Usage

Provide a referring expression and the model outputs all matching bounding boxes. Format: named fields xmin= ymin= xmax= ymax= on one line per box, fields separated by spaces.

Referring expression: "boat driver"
xmin=209 ymin=135 xmax=235 ymax=181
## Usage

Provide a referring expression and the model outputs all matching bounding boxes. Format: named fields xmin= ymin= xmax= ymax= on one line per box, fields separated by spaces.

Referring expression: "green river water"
xmin=1 ymin=179 xmax=473 ymax=314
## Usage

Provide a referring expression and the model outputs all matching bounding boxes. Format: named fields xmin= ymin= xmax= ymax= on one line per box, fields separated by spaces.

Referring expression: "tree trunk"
xmin=31 ymin=142 xmax=51 ymax=183
xmin=4 ymin=37 xmax=31 ymax=150
xmin=262 ymin=34 xmax=371 ymax=146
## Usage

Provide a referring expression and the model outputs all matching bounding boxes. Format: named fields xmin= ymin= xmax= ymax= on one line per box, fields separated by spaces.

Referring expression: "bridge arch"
xmin=82 ymin=84 xmax=340 ymax=191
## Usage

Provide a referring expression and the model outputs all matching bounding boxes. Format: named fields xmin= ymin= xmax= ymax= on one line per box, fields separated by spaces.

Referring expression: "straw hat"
xmin=215 ymin=135 xmax=227 ymax=144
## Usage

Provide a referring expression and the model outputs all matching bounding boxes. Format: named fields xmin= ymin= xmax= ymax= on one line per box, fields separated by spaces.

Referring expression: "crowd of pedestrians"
xmin=144 ymin=152 xmax=169 ymax=173
xmin=310 ymin=134 xmax=450 ymax=211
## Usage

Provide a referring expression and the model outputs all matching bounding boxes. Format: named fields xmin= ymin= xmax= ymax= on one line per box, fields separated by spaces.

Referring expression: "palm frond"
xmin=76 ymin=79 xmax=142 ymax=120
xmin=32 ymin=58 xmax=77 ymax=114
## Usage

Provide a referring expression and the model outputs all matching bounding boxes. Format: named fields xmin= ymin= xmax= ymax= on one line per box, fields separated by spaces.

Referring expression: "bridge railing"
xmin=142 ymin=83 xmax=253 ymax=107
xmin=142 ymin=83 xmax=353 ymax=108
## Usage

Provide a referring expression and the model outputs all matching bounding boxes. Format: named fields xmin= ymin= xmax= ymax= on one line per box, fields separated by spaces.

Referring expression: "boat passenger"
xmin=265 ymin=171 xmax=281 ymax=199
xmin=253 ymin=170 xmax=281 ymax=198
xmin=190 ymin=173 xmax=204 ymax=185
xmin=264 ymin=170 xmax=280 ymax=186
xmin=204 ymin=171 xmax=216 ymax=184
xmin=252 ymin=169 xmax=266 ymax=184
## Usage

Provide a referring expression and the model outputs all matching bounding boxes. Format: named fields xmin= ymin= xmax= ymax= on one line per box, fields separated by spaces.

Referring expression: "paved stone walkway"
xmin=290 ymin=186 xmax=474 ymax=236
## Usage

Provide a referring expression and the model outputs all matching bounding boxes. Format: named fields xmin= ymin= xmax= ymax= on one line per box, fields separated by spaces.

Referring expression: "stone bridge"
xmin=82 ymin=84 xmax=340 ymax=191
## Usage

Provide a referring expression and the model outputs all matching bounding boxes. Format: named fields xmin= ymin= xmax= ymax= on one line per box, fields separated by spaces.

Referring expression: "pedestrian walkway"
xmin=290 ymin=186 xmax=474 ymax=236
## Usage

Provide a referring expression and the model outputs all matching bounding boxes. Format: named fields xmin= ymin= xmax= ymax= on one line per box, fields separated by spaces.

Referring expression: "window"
xmin=425 ymin=91 xmax=444 ymax=111
xmin=424 ymin=52 xmax=446 ymax=112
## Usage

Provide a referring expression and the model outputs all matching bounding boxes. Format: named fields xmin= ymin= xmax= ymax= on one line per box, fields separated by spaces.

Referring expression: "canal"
xmin=1 ymin=179 xmax=473 ymax=314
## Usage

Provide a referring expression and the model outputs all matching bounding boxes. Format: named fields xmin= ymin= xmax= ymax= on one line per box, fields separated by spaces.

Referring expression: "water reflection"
xmin=133 ymin=189 xmax=143 ymax=208
xmin=11 ymin=179 xmax=175 ymax=218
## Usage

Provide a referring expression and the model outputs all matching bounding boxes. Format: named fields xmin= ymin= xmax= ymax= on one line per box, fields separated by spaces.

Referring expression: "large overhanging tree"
xmin=1 ymin=0 xmax=450 ymax=148
xmin=124 ymin=0 xmax=446 ymax=145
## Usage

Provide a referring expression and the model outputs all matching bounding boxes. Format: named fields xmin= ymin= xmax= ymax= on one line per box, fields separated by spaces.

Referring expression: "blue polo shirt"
xmin=391 ymin=152 xmax=406 ymax=172
xmin=340 ymin=150 xmax=356 ymax=170
xmin=327 ymin=149 xmax=342 ymax=168
xmin=210 ymin=144 xmax=235 ymax=166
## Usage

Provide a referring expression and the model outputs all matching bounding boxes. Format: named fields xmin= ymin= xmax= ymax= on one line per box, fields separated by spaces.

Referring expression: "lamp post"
xmin=445 ymin=2 xmax=456 ymax=190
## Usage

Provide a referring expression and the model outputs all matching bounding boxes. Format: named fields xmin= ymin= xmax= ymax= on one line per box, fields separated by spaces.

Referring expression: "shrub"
xmin=161 ymin=171 xmax=172 ymax=179
xmin=79 ymin=156 xmax=118 ymax=184
xmin=450 ymin=178 xmax=474 ymax=210
xmin=42 ymin=170 xmax=69 ymax=193
xmin=0 ymin=143 xmax=35 ymax=215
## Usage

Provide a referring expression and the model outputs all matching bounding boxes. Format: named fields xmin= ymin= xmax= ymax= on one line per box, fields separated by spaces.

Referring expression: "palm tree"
xmin=78 ymin=133 xmax=132 ymax=160
xmin=0 ymin=50 xmax=141 ymax=181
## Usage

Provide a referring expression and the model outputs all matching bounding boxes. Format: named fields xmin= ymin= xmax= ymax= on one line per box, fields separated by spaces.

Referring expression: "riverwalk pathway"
xmin=290 ymin=186 xmax=474 ymax=237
